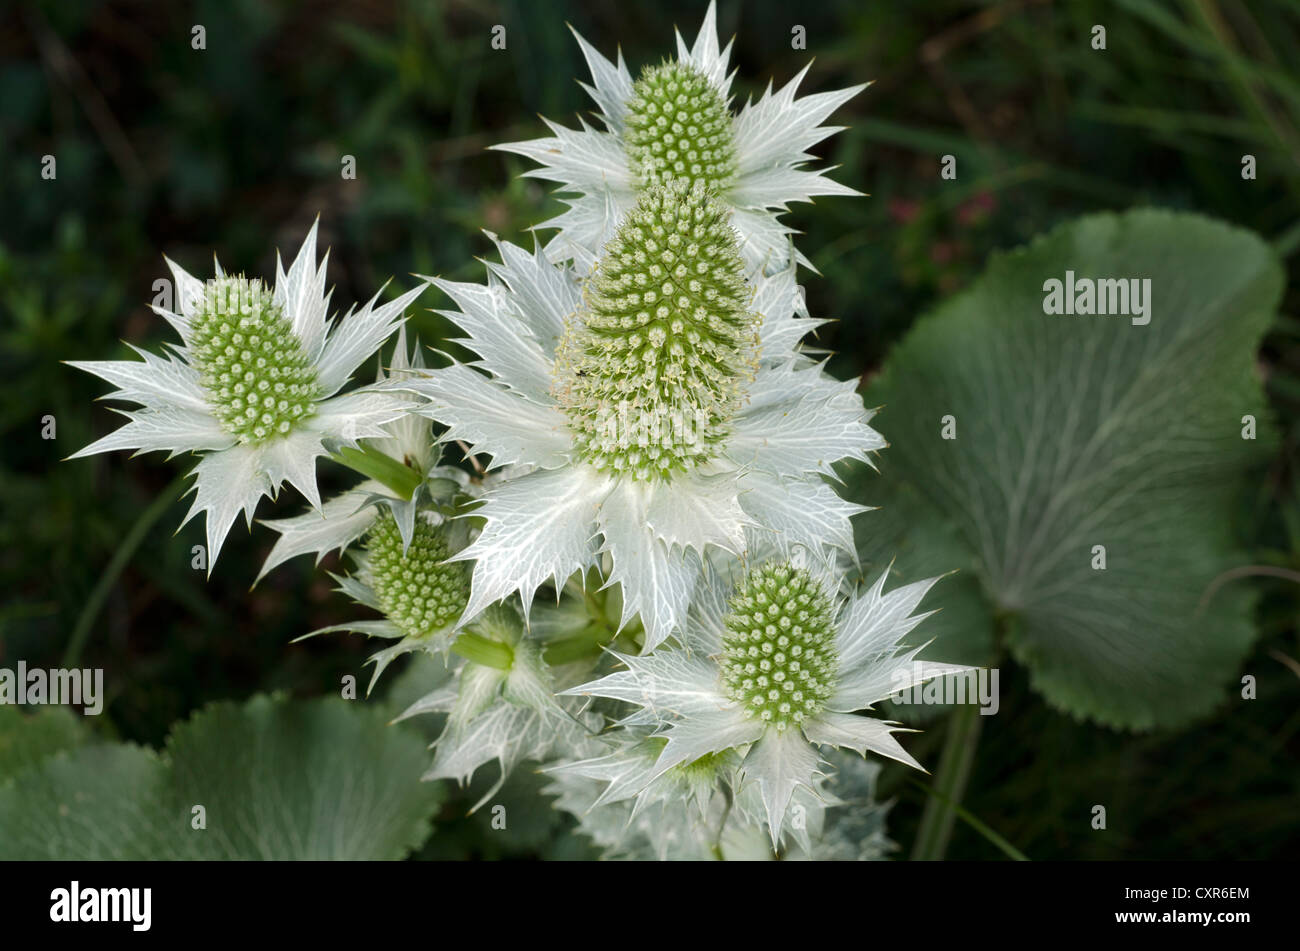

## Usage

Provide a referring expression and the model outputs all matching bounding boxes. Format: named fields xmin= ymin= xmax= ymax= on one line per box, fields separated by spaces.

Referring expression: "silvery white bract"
xmin=544 ymin=730 xmax=831 ymax=859
xmin=68 ymin=222 xmax=425 ymax=566
xmin=393 ymin=606 xmax=597 ymax=808
xmin=566 ymin=554 xmax=971 ymax=847
xmin=495 ymin=1 xmax=867 ymax=275
xmin=395 ymin=235 xmax=882 ymax=652
xmin=543 ymin=755 xmax=779 ymax=860
xmin=797 ymin=755 xmax=895 ymax=861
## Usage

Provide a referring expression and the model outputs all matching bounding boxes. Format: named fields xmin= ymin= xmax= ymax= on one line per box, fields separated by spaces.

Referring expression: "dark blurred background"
xmin=1 ymin=0 xmax=1297 ymax=859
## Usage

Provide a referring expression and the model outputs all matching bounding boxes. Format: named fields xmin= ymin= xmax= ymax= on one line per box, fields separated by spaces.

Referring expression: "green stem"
xmin=451 ymin=632 xmax=514 ymax=670
xmin=711 ymin=783 xmax=735 ymax=861
xmin=910 ymin=700 xmax=983 ymax=861
xmin=543 ymin=622 xmax=615 ymax=666
xmin=330 ymin=446 xmax=422 ymax=500
xmin=63 ymin=474 xmax=186 ymax=668
xmin=906 ymin=776 xmax=1029 ymax=862
xmin=545 ymin=571 xmax=644 ymax=663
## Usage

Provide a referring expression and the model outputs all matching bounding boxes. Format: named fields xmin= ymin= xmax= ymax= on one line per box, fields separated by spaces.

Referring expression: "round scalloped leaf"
xmin=164 ymin=695 xmax=441 ymax=859
xmin=0 ymin=705 xmax=90 ymax=785
xmin=857 ymin=210 xmax=1281 ymax=730
xmin=0 ymin=695 xmax=441 ymax=859
xmin=0 ymin=743 xmax=175 ymax=859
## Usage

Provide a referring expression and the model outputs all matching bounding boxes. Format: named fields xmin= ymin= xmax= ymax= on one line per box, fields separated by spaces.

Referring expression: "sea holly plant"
xmin=495 ymin=0 xmax=867 ymax=275
xmin=392 ymin=177 xmax=883 ymax=652
xmin=68 ymin=222 xmax=426 ymax=565
xmin=60 ymin=5 xmax=999 ymax=861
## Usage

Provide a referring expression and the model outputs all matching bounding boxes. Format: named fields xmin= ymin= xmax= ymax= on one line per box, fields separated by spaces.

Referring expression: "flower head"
xmin=395 ymin=192 xmax=882 ymax=651
xmin=623 ymin=60 xmax=737 ymax=193
xmin=543 ymin=735 xmax=747 ymax=860
xmin=566 ymin=554 xmax=971 ymax=846
xmin=555 ymin=178 xmax=758 ymax=480
xmin=186 ymin=276 xmax=322 ymax=442
xmin=364 ymin=511 xmax=467 ymax=637
xmin=68 ymin=222 xmax=424 ymax=566
xmin=546 ymin=726 xmax=855 ymax=859
xmin=719 ymin=561 xmax=839 ymax=730
xmin=495 ymin=1 xmax=868 ymax=274
xmin=289 ymin=501 xmax=476 ymax=692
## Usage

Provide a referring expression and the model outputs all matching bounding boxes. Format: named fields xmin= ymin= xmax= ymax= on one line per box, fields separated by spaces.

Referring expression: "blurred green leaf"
xmin=0 ymin=743 xmax=173 ymax=860
xmin=0 ymin=705 xmax=89 ymax=784
xmin=0 ymin=694 xmax=441 ymax=859
xmin=855 ymin=210 xmax=1282 ymax=729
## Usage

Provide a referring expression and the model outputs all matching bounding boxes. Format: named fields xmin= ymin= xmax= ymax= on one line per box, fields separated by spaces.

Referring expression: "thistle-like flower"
xmin=68 ymin=223 xmax=425 ymax=565
xmin=566 ymin=554 xmax=971 ymax=846
xmin=291 ymin=504 xmax=475 ymax=690
xmin=495 ymin=1 xmax=867 ymax=274
xmin=398 ymin=180 xmax=882 ymax=651
xmin=545 ymin=730 xmax=888 ymax=859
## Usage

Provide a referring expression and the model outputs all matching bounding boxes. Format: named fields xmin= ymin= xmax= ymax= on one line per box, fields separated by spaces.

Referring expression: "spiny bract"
xmin=720 ymin=562 xmax=838 ymax=731
xmin=624 ymin=60 xmax=736 ymax=192
xmin=188 ymin=276 xmax=320 ymax=443
xmin=555 ymin=178 xmax=757 ymax=481
xmin=364 ymin=512 xmax=469 ymax=639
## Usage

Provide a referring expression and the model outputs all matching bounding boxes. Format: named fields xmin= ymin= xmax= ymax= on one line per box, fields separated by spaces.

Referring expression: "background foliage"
xmin=0 ymin=0 xmax=1296 ymax=859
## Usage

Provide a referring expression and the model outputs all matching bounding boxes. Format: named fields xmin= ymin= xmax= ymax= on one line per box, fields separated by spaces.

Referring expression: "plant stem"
xmin=330 ymin=446 xmax=422 ymax=500
xmin=64 ymin=474 xmax=186 ymax=668
xmin=711 ymin=784 xmax=734 ymax=861
xmin=542 ymin=622 xmax=613 ymax=666
xmin=450 ymin=632 xmax=514 ymax=670
xmin=905 ymin=776 xmax=1029 ymax=861
xmin=910 ymin=699 xmax=983 ymax=861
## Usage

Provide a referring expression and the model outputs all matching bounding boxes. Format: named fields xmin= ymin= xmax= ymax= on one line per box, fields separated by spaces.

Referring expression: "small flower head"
xmin=363 ymin=510 xmax=470 ymax=640
xmin=188 ymin=276 xmax=320 ymax=442
xmin=624 ymin=61 xmax=736 ymax=192
xmin=720 ymin=562 xmax=837 ymax=730
xmin=556 ymin=179 xmax=757 ymax=481
xmin=567 ymin=556 xmax=973 ymax=847
xmin=543 ymin=734 xmax=747 ymax=859
xmin=393 ymin=603 xmax=599 ymax=809
xmin=68 ymin=222 xmax=425 ymax=566
xmin=295 ymin=505 xmax=477 ymax=694
xmin=495 ymin=1 xmax=868 ymax=274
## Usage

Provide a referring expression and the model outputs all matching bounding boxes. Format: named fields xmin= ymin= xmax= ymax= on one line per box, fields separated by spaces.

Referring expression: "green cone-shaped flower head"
xmin=364 ymin=512 xmax=469 ymax=639
xmin=556 ymin=178 xmax=757 ymax=482
xmin=188 ymin=276 xmax=320 ymax=443
xmin=720 ymin=562 xmax=838 ymax=731
xmin=624 ymin=60 xmax=736 ymax=192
